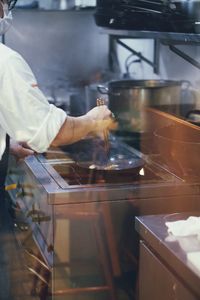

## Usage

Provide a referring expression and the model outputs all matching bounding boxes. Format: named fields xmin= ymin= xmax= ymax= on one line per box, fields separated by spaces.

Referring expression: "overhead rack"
xmin=100 ymin=28 xmax=200 ymax=74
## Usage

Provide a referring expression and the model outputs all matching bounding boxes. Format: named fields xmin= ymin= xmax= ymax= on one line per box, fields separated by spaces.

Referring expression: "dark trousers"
xmin=0 ymin=136 xmax=14 ymax=300
xmin=0 ymin=135 xmax=10 ymax=200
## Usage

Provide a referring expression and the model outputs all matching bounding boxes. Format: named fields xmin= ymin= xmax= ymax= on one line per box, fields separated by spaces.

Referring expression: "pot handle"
xmin=185 ymin=109 xmax=200 ymax=119
xmin=180 ymin=80 xmax=200 ymax=115
xmin=180 ymin=80 xmax=200 ymax=96
xmin=97 ymin=85 xmax=121 ymax=96
xmin=185 ymin=109 xmax=200 ymax=126
xmin=180 ymin=80 xmax=192 ymax=88
xmin=97 ymin=85 xmax=109 ymax=94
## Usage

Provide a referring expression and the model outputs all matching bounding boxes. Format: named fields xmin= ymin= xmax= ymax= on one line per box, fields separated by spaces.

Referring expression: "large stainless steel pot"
xmin=98 ymin=79 xmax=184 ymax=133
xmin=171 ymin=0 xmax=200 ymax=20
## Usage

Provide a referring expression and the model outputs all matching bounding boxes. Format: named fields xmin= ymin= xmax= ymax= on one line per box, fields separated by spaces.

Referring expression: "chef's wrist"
xmin=66 ymin=116 xmax=75 ymax=143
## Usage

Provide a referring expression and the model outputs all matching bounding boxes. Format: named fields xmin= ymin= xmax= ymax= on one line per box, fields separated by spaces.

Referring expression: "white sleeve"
xmin=0 ymin=52 xmax=67 ymax=152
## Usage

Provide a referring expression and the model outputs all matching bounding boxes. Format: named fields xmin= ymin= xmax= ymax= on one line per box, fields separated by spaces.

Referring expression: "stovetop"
xmin=18 ymin=135 xmax=200 ymax=205
xmin=36 ymin=137 xmax=182 ymax=189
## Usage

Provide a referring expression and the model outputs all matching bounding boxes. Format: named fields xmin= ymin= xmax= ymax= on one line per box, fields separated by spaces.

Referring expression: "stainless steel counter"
xmin=135 ymin=213 xmax=200 ymax=299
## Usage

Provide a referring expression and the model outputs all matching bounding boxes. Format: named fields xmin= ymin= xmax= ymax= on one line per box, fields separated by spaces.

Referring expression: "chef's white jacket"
xmin=0 ymin=42 xmax=67 ymax=160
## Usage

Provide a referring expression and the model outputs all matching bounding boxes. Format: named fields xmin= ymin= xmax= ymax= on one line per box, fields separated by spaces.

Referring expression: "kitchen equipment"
xmin=94 ymin=2 xmax=169 ymax=31
xmin=7 ymin=130 xmax=200 ymax=299
xmin=98 ymin=79 xmax=183 ymax=134
xmin=172 ymin=0 xmax=200 ymax=20
xmin=76 ymin=158 xmax=144 ymax=183
xmin=66 ymin=137 xmax=145 ymax=183
xmin=136 ymin=213 xmax=200 ymax=300
xmin=154 ymin=120 xmax=200 ymax=178
xmin=16 ymin=0 xmax=39 ymax=8
xmin=94 ymin=0 xmax=200 ymax=33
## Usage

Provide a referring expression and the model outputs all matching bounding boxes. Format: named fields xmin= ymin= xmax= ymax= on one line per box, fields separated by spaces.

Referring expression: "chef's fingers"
xmin=10 ymin=142 xmax=34 ymax=160
xmin=18 ymin=141 xmax=34 ymax=150
xmin=91 ymin=119 xmax=118 ymax=135
xmin=86 ymin=105 xmax=112 ymax=120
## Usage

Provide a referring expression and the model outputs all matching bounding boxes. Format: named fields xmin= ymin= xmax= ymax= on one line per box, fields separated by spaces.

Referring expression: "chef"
xmin=0 ymin=0 xmax=114 ymax=200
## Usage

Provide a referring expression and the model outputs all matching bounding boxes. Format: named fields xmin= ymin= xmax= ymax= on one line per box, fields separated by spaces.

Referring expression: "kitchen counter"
xmin=135 ymin=212 xmax=200 ymax=300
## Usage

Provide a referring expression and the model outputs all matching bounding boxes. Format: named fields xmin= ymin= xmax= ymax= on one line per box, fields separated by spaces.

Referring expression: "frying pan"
xmin=61 ymin=138 xmax=144 ymax=183
xmin=76 ymin=156 xmax=144 ymax=184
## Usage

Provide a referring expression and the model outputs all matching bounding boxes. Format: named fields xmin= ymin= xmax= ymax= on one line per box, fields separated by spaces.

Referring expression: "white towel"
xmin=187 ymin=252 xmax=200 ymax=273
xmin=165 ymin=216 xmax=200 ymax=237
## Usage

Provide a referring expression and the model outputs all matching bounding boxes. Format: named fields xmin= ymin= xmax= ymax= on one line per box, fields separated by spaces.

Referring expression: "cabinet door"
xmin=138 ymin=241 xmax=198 ymax=300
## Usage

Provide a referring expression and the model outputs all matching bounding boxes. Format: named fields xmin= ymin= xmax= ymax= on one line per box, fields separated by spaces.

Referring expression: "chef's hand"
xmin=86 ymin=105 xmax=118 ymax=133
xmin=10 ymin=140 xmax=35 ymax=160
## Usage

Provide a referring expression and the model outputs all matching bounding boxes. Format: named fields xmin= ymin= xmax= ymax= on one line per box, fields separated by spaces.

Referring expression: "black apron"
xmin=0 ymin=135 xmax=10 ymax=201
xmin=0 ymin=135 xmax=15 ymax=300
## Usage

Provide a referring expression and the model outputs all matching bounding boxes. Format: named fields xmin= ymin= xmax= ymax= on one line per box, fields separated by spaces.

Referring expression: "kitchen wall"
xmin=5 ymin=9 xmax=109 ymax=88
xmin=6 ymin=9 xmax=200 ymax=86
xmin=117 ymin=39 xmax=200 ymax=87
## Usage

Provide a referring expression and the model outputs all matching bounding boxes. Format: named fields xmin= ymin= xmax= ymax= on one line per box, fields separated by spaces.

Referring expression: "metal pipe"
xmin=169 ymin=45 xmax=200 ymax=69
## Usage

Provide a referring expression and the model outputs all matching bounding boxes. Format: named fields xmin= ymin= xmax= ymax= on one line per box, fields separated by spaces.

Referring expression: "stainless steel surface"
xmin=155 ymin=124 xmax=200 ymax=177
xmin=20 ymin=146 xmax=196 ymax=204
xmin=149 ymin=108 xmax=200 ymax=178
xmin=6 ymin=134 xmax=200 ymax=299
xmin=100 ymin=28 xmax=200 ymax=43
xmin=136 ymin=213 xmax=200 ymax=299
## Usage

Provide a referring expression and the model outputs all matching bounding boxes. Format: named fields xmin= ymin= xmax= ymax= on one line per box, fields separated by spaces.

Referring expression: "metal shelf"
xmin=100 ymin=28 xmax=200 ymax=73
xmin=100 ymin=28 xmax=200 ymax=44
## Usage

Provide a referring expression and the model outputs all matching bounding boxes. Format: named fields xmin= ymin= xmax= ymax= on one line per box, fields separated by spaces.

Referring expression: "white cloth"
xmin=165 ymin=216 xmax=200 ymax=237
xmin=187 ymin=252 xmax=200 ymax=273
xmin=0 ymin=43 xmax=67 ymax=159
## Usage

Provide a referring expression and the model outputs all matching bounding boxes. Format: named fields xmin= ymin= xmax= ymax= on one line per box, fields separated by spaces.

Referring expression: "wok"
xmin=154 ymin=124 xmax=200 ymax=178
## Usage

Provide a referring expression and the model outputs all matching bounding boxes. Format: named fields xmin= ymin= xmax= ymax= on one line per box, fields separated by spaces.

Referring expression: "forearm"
xmin=51 ymin=115 xmax=94 ymax=147
xmin=51 ymin=105 xmax=116 ymax=147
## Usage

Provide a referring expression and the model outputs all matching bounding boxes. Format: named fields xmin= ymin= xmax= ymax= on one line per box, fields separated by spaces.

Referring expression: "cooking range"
xmin=7 ymin=133 xmax=200 ymax=300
